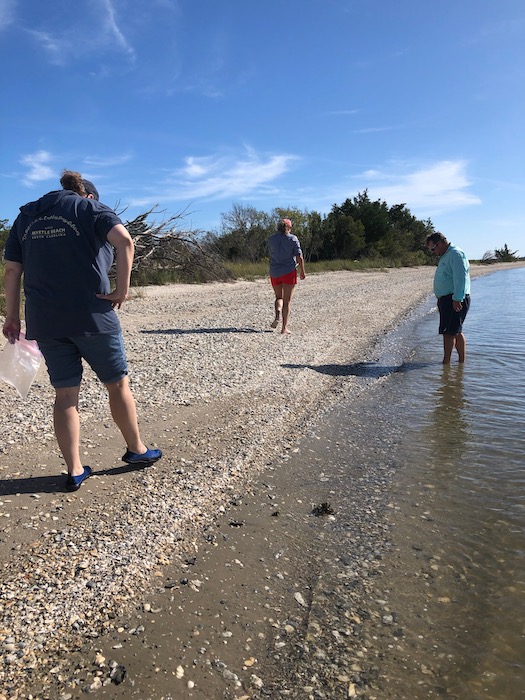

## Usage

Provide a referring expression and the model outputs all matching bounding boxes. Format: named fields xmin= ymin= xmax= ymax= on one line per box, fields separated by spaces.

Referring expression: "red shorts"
xmin=270 ymin=270 xmax=297 ymax=286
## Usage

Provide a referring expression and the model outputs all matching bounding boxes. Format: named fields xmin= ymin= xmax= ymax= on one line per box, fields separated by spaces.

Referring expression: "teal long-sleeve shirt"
xmin=433 ymin=244 xmax=471 ymax=301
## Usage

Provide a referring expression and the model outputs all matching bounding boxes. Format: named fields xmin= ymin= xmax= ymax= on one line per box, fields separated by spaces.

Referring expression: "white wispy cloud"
xmin=126 ymin=156 xmax=479 ymax=226
xmin=464 ymin=16 xmax=525 ymax=45
xmin=20 ymin=150 xmax=55 ymax=186
xmin=0 ymin=0 xmax=16 ymax=31
xmin=356 ymin=160 xmax=481 ymax=214
xmin=326 ymin=109 xmax=359 ymax=116
xmin=352 ymin=126 xmax=395 ymax=134
xmin=160 ymin=148 xmax=299 ymax=201
xmin=26 ymin=29 xmax=64 ymax=64
xmin=23 ymin=1 xmax=135 ymax=65
xmin=83 ymin=153 xmax=134 ymax=168
xmin=296 ymin=160 xmax=481 ymax=218
xmin=99 ymin=0 xmax=135 ymax=60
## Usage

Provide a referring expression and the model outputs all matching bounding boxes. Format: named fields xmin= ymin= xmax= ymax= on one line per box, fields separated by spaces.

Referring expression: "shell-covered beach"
xmin=0 ymin=264 xmax=516 ymax=699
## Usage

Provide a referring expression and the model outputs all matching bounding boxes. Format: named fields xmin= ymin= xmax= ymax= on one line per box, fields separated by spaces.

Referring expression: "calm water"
xmin=237 ymin=267 xmax=525 ymax=698
xmin=364 ymin=266 xmax=525 ymax=698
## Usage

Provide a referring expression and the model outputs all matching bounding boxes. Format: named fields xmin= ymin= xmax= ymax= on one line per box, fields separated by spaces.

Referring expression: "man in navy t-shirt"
xmin=3 ymin=170 xmax=162 ymax=490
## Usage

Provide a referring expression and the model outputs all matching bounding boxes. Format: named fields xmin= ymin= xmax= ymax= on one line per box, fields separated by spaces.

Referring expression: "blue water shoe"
xmin=66 ymin=466 xmax=93 ymax=492
xmin=122 ymin=447 xmax=162 ymax=466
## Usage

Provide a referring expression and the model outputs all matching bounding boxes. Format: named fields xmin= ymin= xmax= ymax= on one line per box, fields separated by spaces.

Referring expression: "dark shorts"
xmin=37 ymin=334 xmax=128 ymax=388
xmin=270 ymin=270 xmax=297 ymax=286
xmin=437 ymin=294 xmax=470 ymax=335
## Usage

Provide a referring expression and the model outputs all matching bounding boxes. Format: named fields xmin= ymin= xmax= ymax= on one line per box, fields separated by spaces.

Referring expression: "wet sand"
xmin=0 ymin=263 xmax=520 ymax=700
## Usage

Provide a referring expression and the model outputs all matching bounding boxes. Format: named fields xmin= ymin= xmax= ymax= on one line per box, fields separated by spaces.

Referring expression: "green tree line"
xmin=205 ymin=191 xmax=436 ymax=267
xmin=2 ymin=190 xmax=522 ymax=293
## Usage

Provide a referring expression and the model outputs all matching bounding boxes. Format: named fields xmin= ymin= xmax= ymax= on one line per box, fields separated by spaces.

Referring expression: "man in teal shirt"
xmin=426 ymin=232 xmax=471 ymax=364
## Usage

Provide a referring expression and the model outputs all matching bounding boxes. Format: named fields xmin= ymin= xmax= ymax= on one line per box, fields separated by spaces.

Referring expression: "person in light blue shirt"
xmin=426 ymin=232 xmax=471 ymax=364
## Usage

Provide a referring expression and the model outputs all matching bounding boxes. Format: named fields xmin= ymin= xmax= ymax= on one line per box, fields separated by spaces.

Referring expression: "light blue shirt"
xmin=433 ymin=243 xmax=471 ymax=301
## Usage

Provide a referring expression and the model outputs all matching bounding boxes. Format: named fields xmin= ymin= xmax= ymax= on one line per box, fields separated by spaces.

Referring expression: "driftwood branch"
xmin=112 ymin=205 xmax=231 ymax=282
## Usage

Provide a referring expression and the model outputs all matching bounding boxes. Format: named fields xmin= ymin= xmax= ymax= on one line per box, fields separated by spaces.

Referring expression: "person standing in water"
xmin=426 ymin=231 xmax=471 ymax=364
xmin=268 ymin=218 xmax=306 ymax=334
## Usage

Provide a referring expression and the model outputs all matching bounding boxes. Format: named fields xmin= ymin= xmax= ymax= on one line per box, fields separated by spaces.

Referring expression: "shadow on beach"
xmin=283 ymin=360 xmax=430 ymax=378
xmin=141 ymin=326 xmax=266 ymax=335
xmin=0 ymin=462 xmax=149 ymax=496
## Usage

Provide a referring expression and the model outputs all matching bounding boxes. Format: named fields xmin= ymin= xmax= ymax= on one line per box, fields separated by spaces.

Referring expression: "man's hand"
xmin=96 ymin=290 xmax=128 ymax=309
xmin=3 ymin=262 xmax=23 ymax=342
xmin=452 ymin=300 xmax=463 ymax=312
xmin=2 ymin=318 xmax=21 ymax=344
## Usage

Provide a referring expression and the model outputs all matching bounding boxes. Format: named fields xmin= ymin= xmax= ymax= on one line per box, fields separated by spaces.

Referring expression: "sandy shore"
xmin=0 ymin=263 xmax=520 ymax=699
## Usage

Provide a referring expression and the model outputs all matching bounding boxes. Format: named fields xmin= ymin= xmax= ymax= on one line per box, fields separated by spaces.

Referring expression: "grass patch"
xmin=224 ymin=257 xmax=421 ymax=281
xmin=131 ymin=269 xmax=185 ymax=286
xmin=224 ymin=261 xmax=268 ymax=280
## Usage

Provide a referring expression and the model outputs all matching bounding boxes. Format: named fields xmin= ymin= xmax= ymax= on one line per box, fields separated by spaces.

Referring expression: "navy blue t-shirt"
xmin=4 ymin=189 xmax=123 ymax=340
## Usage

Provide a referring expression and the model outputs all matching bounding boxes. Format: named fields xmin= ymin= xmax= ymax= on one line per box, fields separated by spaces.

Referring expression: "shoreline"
xmin=0 ymin=263 xmax=522 ymax=698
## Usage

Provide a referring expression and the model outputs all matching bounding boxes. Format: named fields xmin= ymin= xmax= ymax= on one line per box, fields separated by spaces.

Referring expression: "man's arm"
xmin=297 ymin=254 xmax=306 ymax=280
xmin=451 ymin=250 xmax=469 ymax=307
xmin=96 ymin=224 xmax=134 ymax=309
xmin=2 ymin=261 xmax=23 ymax=343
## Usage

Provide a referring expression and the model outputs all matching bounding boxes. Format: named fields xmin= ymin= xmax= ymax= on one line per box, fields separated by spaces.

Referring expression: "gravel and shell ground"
xmin=0 ymin=264 xmax=517 ymax=700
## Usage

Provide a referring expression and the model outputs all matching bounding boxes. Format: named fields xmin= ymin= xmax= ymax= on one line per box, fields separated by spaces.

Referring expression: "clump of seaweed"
xmin=311 ymin=502 xmax=335 ymax=516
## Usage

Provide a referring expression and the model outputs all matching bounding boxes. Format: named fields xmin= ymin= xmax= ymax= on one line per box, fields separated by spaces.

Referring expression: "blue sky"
xmin=1 ymin=0 xmax=524 ymax=259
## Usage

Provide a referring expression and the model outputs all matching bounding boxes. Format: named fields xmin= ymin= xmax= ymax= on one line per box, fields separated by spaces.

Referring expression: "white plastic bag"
xmin=0 ymin=332 xmax=43 ymax=399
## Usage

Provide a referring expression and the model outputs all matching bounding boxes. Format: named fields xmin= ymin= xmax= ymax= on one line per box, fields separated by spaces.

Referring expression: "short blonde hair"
xmin=278 ymin=218 xmax=292 ymax=233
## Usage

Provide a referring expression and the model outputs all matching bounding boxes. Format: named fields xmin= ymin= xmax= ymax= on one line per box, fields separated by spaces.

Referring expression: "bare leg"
xmin=455 ymin=333 xmax=466 ymax=363
xmin=442 ymin=334 xmax=456 ymax=364
xmin=106 ymin=377 xmax=147 ymax=455
xmin=271 ymin=283 xmax=283 ymax=328
xmin=281 ymin=284 xmax=296 ymax=334
xmin=54 ymin=386 xmax=83 ymax=476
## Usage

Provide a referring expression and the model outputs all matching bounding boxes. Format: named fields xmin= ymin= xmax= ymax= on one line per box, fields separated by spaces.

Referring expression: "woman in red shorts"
xmin=268 ymin=218 xmax=306 ymax=334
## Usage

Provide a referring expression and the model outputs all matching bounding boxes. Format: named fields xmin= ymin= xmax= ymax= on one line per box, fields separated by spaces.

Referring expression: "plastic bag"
xmin=0 ymin=332 xmax=43 ymax=399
